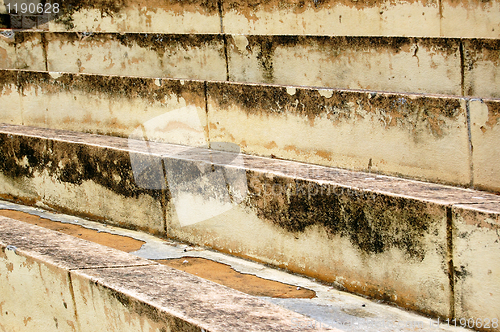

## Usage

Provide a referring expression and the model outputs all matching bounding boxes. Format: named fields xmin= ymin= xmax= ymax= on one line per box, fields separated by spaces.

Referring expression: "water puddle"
xmin=158 ymin=257 xmax=315 ymax=299
xmin=0 ymin=209 xmax=315 ymax=299
xmin=0 ymin=210 xmax=145 ymax=252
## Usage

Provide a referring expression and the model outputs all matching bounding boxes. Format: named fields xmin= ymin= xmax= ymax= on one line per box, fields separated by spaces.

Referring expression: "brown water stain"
xmin=0 ymin=210 xmax=144 ymax=252
xmin=158 ymin=257 xmax=316 ymax=299
xmin=0 ymin=209 xmax=316 ymax=299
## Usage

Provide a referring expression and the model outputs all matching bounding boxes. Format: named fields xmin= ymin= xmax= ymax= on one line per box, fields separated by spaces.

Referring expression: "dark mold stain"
xmin=47 ymin=140 xmax=164 ymax=199
xmin=224 ymin=0 xmax=436 ymax=14
xmin=46 ymin=32 xmax=224 ymax=60
xmin=208 ymin=81 xmax=463 ymax=137
xmin=15 ymin=71 xmax=206 ymax=110
xmin=55 ymin=0 xmax=218 ymax=30
xmin=0 ymin=133 xmax=46 ymax=179
xmin=246 ymin=172 xmax=437 ymax=260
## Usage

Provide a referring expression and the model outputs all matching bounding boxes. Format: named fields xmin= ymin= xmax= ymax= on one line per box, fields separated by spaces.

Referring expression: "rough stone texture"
xmin=41 ymin=0 xmax=220 ymax=33
xmin=0 ymin=127 xmax=167 ymax=234
xmin=469 ymin=98 xmax=500 ymax=193
xmin=441 ymin=0 xmax=500 ymax=38
xmin=1 ymin=125 xmax=500 ymax=319
xmin=227 ymin=36 xmax=462 ymax=95
xmin=0 ymin=130 xmax=46 ymax=204
xmin=207 ymin=81 xmax=471 ymax=187
xmin=0 ymin=216 xmax=335 ymax=332
xmin=0 ymin=69 xmax=22 ymax=126
xmin=222 ymin=0 xmax=441 ymax=37
xmin=0 ymin=32 xmax=45 ymax=71
xmin=463 ymin=39 xmax=500 ymax=98
xmin=0 ymin=70 xmax=209 ymax=146
xmin=452 ymin=203 xmax=500 ymax=328
xmin=45 ymin=32 xmax=226 ymax=81
xmin=0 ymin=245 xmax=78 ymax=332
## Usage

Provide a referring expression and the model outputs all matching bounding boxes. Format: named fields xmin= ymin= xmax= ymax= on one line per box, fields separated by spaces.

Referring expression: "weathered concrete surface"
xmin=0 ymin=0 xmax=221 ymax=33
xmin=0 ymin=31 xmax=45 ymax=71
xmin=222 ymin=0 xmax=500 ymax=38
xmin=2 ymin=34 xmax=500 ymax=98
xmin=45 ymin=33 xmax=226 ymax=81
xmin=452 ymin=202 xmax=500 ymax=328
xmin=1 ymin=124 xmax=500 ymax=320
xmin=0 ymin=127 xmax=166 ymax=234
xmin=463 ymin=39 xmax=500 ymax=98
xmin=0 ymin=216 xmax=335 ymax=332
xmin=227 ymin=36 xmax=462 ymax=95
xmin=441 ymin=0 xmax=500 ymax=38
xmin=207 ymin=81 xmax=471 ymax=187
xmin=3 ymin=70 xmax=500 ymax=190
xmin=0 ymin=69 xmax=22 ymax=125
xmin=469 ymin=98 xmax=500 ymax=193
xmin=0 ymin=70 xmax=209 ymax=145
xmin=222 ymin=0 xmax=441 ymax=37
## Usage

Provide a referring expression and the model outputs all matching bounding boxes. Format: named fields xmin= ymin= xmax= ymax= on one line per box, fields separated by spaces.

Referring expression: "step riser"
xmin=2 ymin=70 xmax=499 ymax=192
xmin=2 ymin=32 xmax=500 ymax=98
xmin=1 ymin=0 xmax=499 ymax=38
xmin=1 ymin=124 xmax=499 ymax=324
xmin=0 ymin=217 xmax=328 ymax=332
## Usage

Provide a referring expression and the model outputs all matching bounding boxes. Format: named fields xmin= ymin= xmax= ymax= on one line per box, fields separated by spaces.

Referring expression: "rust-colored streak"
xmin=0 ymin=210 xmax=145 ymax=253
xmin=157 ymin=257 xmax=316 ymax=299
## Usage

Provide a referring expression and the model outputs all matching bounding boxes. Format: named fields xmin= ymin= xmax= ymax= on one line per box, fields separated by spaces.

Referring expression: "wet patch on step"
xmin=157 ymin=257 xmax=316 ymax=299
xmin=0 ymin=210 xmax=145 ymax=252
xmin=0 ymin=209 xmax=316 ymax=299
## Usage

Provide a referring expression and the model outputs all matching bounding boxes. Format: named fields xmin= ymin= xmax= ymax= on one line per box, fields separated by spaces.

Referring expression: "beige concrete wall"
xmin=452 ymin=202 xmax=500 ymax=327
xmin=0 ymin=247 xmax=78 ymax=332
xmin=45 ymin=33 xmax=226 ymax=81
xmin=0 ymin=216 xmax=334 ymax=332
xmin=4 ymin=70 xmax=500 ymax=191
xmin=227 ymin=36 xmax=462 ymax=95
xmin=463 ymin=39 xmax=500 ymax=98
xmin=207 ymin=82 xmax=471 ymax=187
xmin=165 ymin=165 xmax=453 ymax=317
xmin=3 ymin=124 xmax=500 ymax=320
xmin=1 ymin=0 xmax=499 ymax=37
xmin=46 ymin=0 xmax=221 ymax=34
xmin=0 ymin=32 xmax=45 ymax=71
xmin=3 ymin=33 xmax=500 ymax=99
xmin=469 ymin=98 xmax=500 ymax=193
xmin=441 ymin=0 xmax=500 ymax=39
xmin=222 ymin=0 xmax=500 ymax=38
xmin=14 ymin=71 xmax=209 ymax=145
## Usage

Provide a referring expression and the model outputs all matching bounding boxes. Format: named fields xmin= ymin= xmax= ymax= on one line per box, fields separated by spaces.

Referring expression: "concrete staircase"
xmin=0 ymin=0 xmax=499 ymax=330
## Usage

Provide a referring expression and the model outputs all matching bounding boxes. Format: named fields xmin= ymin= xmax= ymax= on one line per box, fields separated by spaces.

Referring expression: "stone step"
xmin=0 ymin=123 xmax=498 ymax=323
xmin=1 ymin=70 xmax=499 ymax=192
xmin=0 ymin=214 xmax=337 ymax=332
xmin=0 ymin=200 xmax=477 ymax=332
xmin=0 ymin=0 xmax=499 ymax=38
xmin=1 ymin=32 xmax=500 ymax=98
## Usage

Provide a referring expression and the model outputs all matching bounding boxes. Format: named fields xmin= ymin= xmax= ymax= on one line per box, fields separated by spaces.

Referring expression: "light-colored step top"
xmin=0 ymin=215 xmax=338 ymax=332
xmin=1 ymin=32 xmax=500 ymax=98
xmin=0 ymin=200 xmax=477 ymax=332
xmin=0 ymin=123 xmax=498 ymax=324
xmin=1 ymin=70 xmax=499 ymax=191
xmin=0 ymin=0 xmax=499 ymax=38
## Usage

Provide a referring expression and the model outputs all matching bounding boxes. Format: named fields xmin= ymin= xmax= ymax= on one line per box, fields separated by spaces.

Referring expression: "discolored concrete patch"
xmin=227 ymin=36 xmax=462 ymax=96
xmin=469 ymin=98 xmax=500 ymax=193
xmin=0 ymin=208 xmax=317 ymax=300
xmin=0 ymin=209 xmax=145 ymax=252
xmin=45 ymin=32 xmax=226 ymax=81
xmin=158 ymin=257 xmax=316 ymax=299
xmin=207 ymin=81 xmax=471 ymax=187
